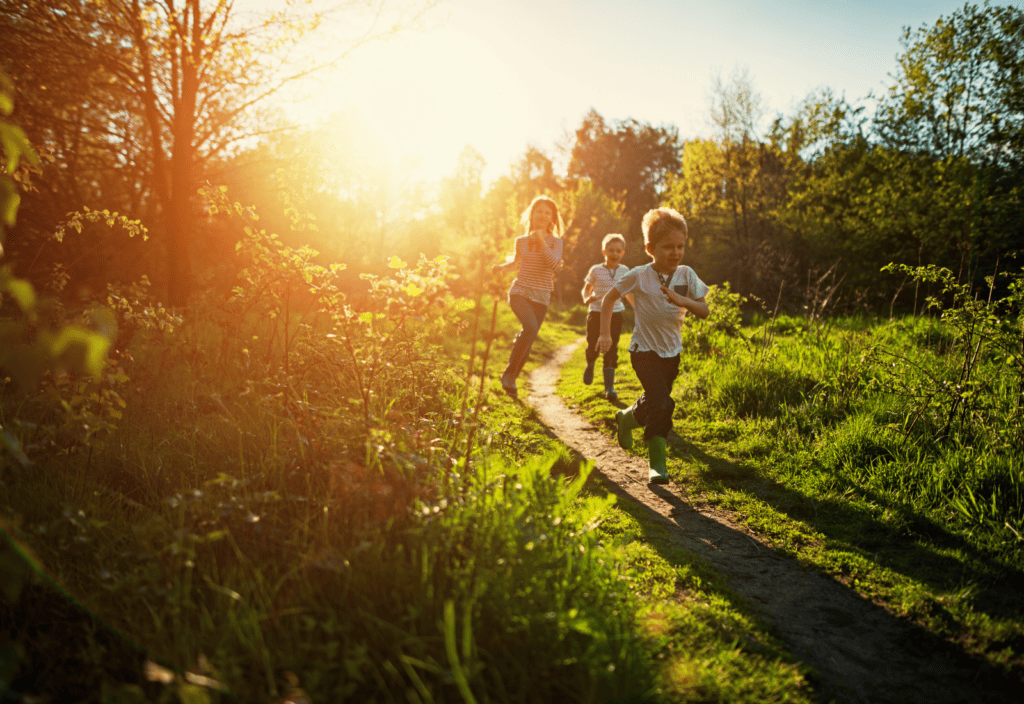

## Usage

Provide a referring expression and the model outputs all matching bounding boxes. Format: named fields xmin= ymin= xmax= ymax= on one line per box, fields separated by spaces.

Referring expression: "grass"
xmin=557 ymin=311 xmax=1024 ymax=678
xmin=582 ymin=476 xmax=813 ymax=703
xmin=474 ymin=315 xmax=816 ymax=702
xmin=0 ymin=290 xmax=817 ymax=703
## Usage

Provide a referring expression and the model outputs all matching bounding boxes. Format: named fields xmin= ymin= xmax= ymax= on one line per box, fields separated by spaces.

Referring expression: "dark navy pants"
xmin=629 ymin=350 xmax=679 ymax=441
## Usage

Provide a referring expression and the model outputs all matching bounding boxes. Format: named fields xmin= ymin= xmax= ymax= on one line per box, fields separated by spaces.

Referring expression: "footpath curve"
xmin=526 ymin=339 xmax=1019 ymax=704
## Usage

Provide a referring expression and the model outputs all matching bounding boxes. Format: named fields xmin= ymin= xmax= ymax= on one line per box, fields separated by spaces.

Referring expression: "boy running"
xmin=597 ymin=208 xmax=710 ymax=484
xmin=581 ymin=233 xmax=630 ymax=401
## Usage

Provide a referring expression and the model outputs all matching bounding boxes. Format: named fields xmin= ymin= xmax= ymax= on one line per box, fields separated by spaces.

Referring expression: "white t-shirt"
xmin=614 ymin=264 xmax=709 ymax=357
xmin=585 ymin=263 xmax=629 ymax=312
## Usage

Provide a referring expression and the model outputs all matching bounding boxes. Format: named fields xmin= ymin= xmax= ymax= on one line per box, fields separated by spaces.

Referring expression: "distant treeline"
xmin=1 ymin=2 xmax=1021 ymax=314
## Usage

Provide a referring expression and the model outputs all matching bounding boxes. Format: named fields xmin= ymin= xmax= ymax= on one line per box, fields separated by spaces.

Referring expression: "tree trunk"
xmin=165 ymin=0 xmax=200 ymax=307
xmin=166 ymin=152 xmax=194 ymax=307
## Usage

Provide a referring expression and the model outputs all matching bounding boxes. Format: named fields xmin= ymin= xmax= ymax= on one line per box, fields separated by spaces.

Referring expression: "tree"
xmin=0 ymin=0 xmax=152 ymax=294
xmin=774 ymin=1 xmax=1024 ymax=306
xmin=868 ymin=2 xmax=1024 ymax=282
xmin=567 ymin=109 xmax=681 ymax=243
xmin=3 ymin=0 xmax=438 ymax=306
xmin=664 ymin=72 xmax=793 ymax=300
xmin=2 ymin=67 xmax=113 ymax=402
xmin=556 ymin=180 xmax=628 ymax=304
xmin=874 ymin=2 xmax=1024 ymax=165
xmin=511 ymin=145 xmax=561 ymax=199
xmin=220 ymin=110 xmax=433 ymax=278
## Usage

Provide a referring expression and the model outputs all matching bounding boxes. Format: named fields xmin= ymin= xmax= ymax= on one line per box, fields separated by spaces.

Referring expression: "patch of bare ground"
xmin=526 ymin=340 xmax=1023 ymax=704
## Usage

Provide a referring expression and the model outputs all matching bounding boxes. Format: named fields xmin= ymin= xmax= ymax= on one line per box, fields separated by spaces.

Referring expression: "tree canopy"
xmin=568 ymin=109 xmax=681 ymax=245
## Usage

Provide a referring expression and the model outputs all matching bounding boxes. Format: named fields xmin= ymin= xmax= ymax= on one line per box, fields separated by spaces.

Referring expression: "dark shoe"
xmin=583 ymin=363 xmax=595 ymax=385
xmin=605 ymin=390 xmax=618 ymax=403
xmin=602 ymin=367 xmax=616 ymax=395
xmin=499 ymin=374 xmax=518 ymax=400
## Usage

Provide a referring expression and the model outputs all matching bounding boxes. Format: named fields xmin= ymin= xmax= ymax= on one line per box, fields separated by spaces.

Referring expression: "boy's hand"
xmin=596 ymin=334 xmax=613 ymax=353
xmin=660 ymin=286 xmax=687 ymax=307
xmin=584 ymin=294 xmax=598 ymax=305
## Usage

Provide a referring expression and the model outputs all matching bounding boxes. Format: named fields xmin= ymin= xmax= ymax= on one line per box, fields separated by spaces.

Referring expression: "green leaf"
xmin=49 ymin=325 xmax=111 ymax=379
xmin=4 ymin=276 xmax=35 ymax=313
xmin=0 ymin=123 xmax=40 ymax=172
xmin=0 ymin=428 xmax=29 ymax=468
xmin=178 ymin=683 xmax=213 ymax=704
xmin=0 ymin=179 xmax=19 ymax=227
xmin=442 ymin=600 xmax=478 ymax=704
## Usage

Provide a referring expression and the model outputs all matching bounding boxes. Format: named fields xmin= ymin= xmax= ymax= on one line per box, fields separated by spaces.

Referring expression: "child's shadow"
xmin=593 ymin=392 xmax=627 ymax=409
xmin=665 ymin=432 xmax=1024 ymax=629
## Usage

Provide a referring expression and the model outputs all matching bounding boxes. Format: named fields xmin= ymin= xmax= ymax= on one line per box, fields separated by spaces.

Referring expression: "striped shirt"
xmin=504 ymin=234 xmax=562 ymax=305
xmin=585 ymin=263 xmax=630 ymax=312
xmin=614 ymin=264 xmax=709 ymax=357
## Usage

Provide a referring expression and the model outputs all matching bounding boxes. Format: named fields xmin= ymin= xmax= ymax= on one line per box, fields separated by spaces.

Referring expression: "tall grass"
xmin=681 ymin=310 xmax=1024 ymax=557
xmin=0 ymin=189 xmax=677 ymax=702
xmin=552 ymin=272 xmax=1024 ymax=676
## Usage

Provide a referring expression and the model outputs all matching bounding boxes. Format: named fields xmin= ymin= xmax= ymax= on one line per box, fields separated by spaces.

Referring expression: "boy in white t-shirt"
xmin=597 ymin=207 xmax=710 ymax=484
xmin=580 ymin=233 xmax=631 ymax=401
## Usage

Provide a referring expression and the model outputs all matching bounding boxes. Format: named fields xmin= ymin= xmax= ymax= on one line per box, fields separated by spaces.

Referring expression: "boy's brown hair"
xmin=601 ymin=233 xmax=626 ymax=250
xmin=642 ymin=207 xmax=688 ymax=247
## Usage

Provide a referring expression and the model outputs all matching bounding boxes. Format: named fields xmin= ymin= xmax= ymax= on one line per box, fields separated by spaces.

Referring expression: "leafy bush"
xmin=873 ymin=263 xmax=1024 ymax=451
xmin=683 ymin=282 xmax=747 ymax=355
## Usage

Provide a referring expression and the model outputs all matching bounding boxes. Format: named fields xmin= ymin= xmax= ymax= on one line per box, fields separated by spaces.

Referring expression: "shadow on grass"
xmin=669 ymin=433 xmax=1024 ymax=641
xmin=566 ymin=451 xmax=1024 ymax=704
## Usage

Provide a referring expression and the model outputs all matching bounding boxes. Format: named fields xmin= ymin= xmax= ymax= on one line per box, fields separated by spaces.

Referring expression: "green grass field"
xmin=558 ymin=305 xmax=1024 ymax=678
xmin=1 ymin=285 xmax=817 ymax=702
xmin=5 ymin=250 xmax=1022 ymax=700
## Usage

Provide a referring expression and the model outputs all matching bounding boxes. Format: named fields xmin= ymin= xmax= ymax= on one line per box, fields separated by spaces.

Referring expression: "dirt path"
xmin=527 ymin=340 xmax=1019 ymax=704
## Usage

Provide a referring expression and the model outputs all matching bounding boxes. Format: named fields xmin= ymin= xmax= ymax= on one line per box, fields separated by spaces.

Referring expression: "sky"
xmin=284 ymin=0 xmax=979 ymax=185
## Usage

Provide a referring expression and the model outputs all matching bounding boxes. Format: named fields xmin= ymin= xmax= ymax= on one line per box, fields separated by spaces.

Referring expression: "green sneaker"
xmin=615 ymin=409 xmax=639 ymax=450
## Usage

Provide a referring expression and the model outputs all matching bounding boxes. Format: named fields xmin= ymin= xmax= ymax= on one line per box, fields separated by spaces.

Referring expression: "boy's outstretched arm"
xmin=596 ymin=288 xmax=622 ymax=353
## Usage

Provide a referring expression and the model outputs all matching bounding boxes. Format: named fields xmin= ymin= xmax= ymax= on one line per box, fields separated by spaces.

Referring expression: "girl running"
xmin=491 ymin=196 xmax=564 ymax=399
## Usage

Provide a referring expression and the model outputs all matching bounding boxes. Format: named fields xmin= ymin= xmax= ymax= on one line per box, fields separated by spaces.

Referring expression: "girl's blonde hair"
xmin=520 ymin=195 xmax=564 ymax=237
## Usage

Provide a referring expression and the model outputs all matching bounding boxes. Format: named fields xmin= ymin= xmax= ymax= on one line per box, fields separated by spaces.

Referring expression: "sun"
xmin=288 ymin=21 xmax=539 ymax=183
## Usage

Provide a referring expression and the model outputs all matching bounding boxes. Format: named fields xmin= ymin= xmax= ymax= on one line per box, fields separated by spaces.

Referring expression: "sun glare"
xmin=291 ymin=22 xmax=540 ymax=183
